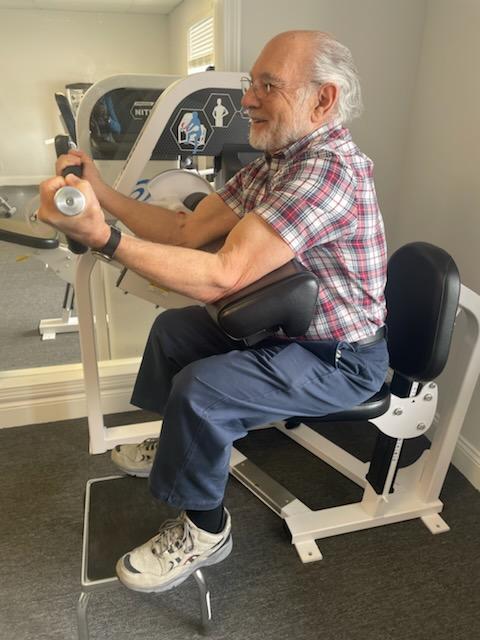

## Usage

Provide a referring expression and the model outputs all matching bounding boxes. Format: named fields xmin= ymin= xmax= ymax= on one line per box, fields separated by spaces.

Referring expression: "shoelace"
xmin=151 ymin=516 xmax=194 ymax=558
xmin=139 ymin=438 xmax=158 ymax=453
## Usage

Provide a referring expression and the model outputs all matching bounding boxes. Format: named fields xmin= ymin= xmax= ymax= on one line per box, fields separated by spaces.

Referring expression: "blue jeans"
xmin=131 ymin=306 xmax=389 ymax=510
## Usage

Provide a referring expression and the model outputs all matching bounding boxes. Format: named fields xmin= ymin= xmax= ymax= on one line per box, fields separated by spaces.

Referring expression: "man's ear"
xmin=312 ymin=83 xmax=338 ymax=122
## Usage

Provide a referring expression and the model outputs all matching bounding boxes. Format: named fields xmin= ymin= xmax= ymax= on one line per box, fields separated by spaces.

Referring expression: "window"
xmin=188 ymin=16 xmax=214 ymax=75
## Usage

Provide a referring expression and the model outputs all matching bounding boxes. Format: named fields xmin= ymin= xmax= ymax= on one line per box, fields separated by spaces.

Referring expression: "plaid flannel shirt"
xmin=216 ymin=119 xmax=387 ymax=343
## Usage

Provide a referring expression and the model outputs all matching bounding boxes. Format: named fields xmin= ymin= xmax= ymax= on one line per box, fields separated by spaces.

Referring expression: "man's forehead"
xmin=248 ymin=69 xmax=283 ymax=83
xmin=251 ymin=37 xmax=312 ymax=80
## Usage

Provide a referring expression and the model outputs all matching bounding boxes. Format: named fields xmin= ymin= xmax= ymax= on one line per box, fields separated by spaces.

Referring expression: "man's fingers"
xmin=65 ymin=149 xmax=91 ymax=164
xmin=55 ymin=153 xmax=82 ymax=175
xmin=40 ymin=175 xmax=66 ymax=199
xmin=64 ymin=173 xmax=93 ymax=197
xmin=71 ymin=149 xmax=89 ymax=161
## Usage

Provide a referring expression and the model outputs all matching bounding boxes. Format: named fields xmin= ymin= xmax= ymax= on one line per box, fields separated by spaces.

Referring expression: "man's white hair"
xmin=311 ymin=33 xmax=363 ymax=123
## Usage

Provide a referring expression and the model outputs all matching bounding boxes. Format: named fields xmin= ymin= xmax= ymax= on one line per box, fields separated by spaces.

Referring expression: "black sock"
xmin=186 ymin=504 xmax=225 ymax=534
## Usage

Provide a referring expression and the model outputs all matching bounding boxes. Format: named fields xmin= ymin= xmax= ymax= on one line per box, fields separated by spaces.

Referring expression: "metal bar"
xmin=230 ymin=457 xmax=299 ymax=516
xmin=286 ymin=496 xmax=444 ymax=545
xmin=193 ymin=569 xmax=213 ymax=633
xmin=76 ymin=591 xmax=91 ymax=640
xmin=382 ymin=438 xmax=404 ymax=497
xmin=418 ymin=285 xmax=480 ymax=502
xmin=75 ymin=254 xmax=108 ymax=454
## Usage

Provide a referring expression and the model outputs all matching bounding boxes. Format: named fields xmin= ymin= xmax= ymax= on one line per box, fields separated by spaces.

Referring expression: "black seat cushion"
xmin=290 ymin=383 xmax=391 ymax=425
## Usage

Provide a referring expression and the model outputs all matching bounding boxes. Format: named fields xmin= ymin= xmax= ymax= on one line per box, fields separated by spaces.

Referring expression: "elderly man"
xmin=39 ymin=30 xmax=388 ymax=592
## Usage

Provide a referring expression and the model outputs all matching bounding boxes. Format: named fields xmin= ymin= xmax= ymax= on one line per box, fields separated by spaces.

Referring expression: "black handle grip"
xmin=54 ymin=134 xmax=72 ymax=157
xmin=61 ymin=164 xmax=83 ymax=179
xmin=54 ymin=135 xmax=88 ymax=254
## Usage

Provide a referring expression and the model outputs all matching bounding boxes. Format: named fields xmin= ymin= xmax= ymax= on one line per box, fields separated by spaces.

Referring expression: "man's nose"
xmin=241 ymin=86 xmax=260 ymax=109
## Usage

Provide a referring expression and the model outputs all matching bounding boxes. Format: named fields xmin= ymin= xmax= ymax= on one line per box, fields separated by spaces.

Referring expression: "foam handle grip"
xmin=61 ymin=164 xmax=83 ymax=179
xmin=67 ymin=235 xmax=88 ymax=255
xmin=54 ymin=135 xmax=88 ymax=254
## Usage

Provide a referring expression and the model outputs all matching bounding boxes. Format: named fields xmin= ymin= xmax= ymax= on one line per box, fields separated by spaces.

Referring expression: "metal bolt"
xmin=423 ymin=393 xmax=433 ymax=401
xmin=429 ymin=382 xmax=436 ymax=389
xmin=416 ymin=423 xmax=426 ymax=431
xmin=393 ymin=408 xmax=403 ymax=416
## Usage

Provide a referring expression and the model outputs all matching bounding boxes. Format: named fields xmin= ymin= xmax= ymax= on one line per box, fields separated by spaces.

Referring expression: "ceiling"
xmin=0 ymin=0 xmax=183 ymax=14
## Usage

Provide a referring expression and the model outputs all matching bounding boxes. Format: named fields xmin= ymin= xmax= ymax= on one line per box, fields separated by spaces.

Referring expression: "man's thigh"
xmin=180 ymin=340 xmax=370 ymax=425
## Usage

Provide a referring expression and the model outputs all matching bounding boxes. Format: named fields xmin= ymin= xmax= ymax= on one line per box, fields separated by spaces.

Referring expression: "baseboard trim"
xmin=451 ymin=435 xmax=480 ymax=491
xmin=0 ymin=359 xmax=140 ymax=429
xmin=2 ymin=361 xmax=479 ymax=490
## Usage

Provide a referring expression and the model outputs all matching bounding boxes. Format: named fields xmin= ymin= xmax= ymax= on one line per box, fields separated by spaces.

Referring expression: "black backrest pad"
xmin=385 ymin=242 xmax=460 ymax=381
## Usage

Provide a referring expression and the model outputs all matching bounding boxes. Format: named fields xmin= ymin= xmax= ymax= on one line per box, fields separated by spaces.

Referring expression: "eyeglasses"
xmin=241 ymin=76 xmax=320 ymax=100
xmin=241 ymin=76 xmax=273 ymax=99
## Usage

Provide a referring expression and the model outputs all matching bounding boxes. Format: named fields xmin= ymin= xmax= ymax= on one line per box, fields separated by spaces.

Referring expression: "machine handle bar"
xmin=54 ymin=135 xmax=88 ymax=255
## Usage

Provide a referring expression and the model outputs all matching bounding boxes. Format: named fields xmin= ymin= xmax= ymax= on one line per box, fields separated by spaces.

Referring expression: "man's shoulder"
xmin=282 ymin=147 xmax=357 ymax=184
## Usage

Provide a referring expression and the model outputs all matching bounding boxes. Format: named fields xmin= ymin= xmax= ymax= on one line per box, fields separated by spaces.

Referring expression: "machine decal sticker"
xmin=130 ymin=178 xmax=152 ymax=201
xmin=130 ymin=101 xmax=155 ymax=120
xmin=171 ymin=109 xmax=213 ymax=154
xmin=151 ymin=88 xmax=250 ymax=158
xmin=204 ymin=94 xmax=236 ymax=128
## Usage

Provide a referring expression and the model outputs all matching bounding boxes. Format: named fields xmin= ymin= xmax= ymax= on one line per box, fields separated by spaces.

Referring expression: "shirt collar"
xmin=267 ymin=119 xmax=345 ymax=162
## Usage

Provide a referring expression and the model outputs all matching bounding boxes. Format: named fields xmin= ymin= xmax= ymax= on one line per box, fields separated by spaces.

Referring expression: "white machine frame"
xmin=73 ymin=72 xmax=480 ymax=563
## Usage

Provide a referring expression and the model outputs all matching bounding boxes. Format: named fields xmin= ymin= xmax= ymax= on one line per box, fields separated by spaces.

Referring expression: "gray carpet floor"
xmin=0 ymin=241 xmax=81 ymax=370
xmin=1 ymin=413 xmax=479 ymax=640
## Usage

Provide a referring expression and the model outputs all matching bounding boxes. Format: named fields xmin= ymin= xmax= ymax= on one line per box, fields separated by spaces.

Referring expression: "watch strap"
xmin=95 ymin=225 xmax=121 ymax=260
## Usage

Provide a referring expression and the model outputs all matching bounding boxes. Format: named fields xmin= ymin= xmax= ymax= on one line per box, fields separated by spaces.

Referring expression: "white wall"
xmin=0 ymin=8 xmax=170 ymax=179
xmin=167 ymin=0 xmax=214 ymax=75
xmin=393 ymin=0 xmax=480 ymax=480
xmin=238 ymin=0 xmax=428 ymax=240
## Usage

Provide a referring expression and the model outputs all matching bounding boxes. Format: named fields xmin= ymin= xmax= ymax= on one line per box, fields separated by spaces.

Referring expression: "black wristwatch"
xmin=91 ymin=225 xmax=122 ymax=262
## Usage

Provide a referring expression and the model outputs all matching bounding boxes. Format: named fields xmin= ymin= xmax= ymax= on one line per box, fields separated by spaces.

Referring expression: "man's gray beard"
xmin=248 ymin=118 xmax=307 ymax=153
xmin=247 ymin=87 xmax=313 ymax=152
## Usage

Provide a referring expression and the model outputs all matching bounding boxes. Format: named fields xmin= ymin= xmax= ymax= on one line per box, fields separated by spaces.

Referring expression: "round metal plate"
xmin=130 ymin=169 xmax=213 ymax=207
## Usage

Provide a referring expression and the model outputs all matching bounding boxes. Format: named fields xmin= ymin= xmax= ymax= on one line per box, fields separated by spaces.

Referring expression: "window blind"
xmin=188 ymin=15 xmax=214 ymax=74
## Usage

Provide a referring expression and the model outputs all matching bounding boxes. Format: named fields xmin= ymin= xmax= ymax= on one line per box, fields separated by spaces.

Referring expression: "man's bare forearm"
xmin=97 ymin=182 xmax=187 ymax=245
xmin=114 ymin=233 xmax=232 ymax=303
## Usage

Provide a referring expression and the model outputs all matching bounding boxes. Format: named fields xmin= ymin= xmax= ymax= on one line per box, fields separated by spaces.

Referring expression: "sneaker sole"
xmin=110 ymin=457 xmax=152 ymax=478
xmin=115 ymin=467 xmax=151 ymax=478
xmin=116 ymin=534 xmax=233 ymax=593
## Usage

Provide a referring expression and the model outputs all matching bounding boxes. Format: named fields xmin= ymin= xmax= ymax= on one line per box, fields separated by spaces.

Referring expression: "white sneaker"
xmin=111 ymin=438 xmax=157 ymax=477
xmin=116 ymin=510 xmax=232 ymax=592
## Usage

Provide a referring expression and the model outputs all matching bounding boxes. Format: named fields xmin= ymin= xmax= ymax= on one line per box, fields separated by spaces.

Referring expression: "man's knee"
xmin=149 ymin=306 xmax=202 ymax=340
xmin=167 ymin=357 xmax=232 ymax=424
xmin=151 ymin=307 xmax=185 ymax=334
